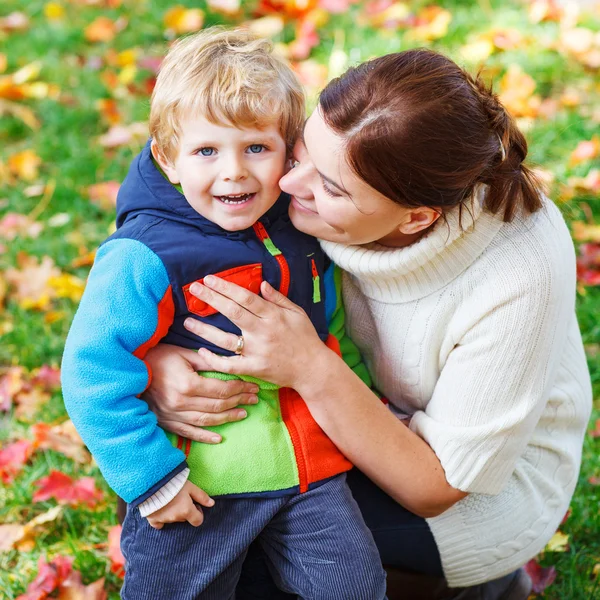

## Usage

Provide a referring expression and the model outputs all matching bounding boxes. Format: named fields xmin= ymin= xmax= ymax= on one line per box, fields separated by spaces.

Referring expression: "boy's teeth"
xmin=218 ymin=193 xmax=253 ymax=204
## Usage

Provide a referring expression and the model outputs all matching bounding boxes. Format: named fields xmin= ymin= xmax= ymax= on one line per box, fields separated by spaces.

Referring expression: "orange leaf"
xmin=164 ymin=6 xmax=204 ymax=35
xmin=96 ymin=98 xmax=121 ymax=125
xmin=88 ymin=181 xmax=120 ymax=209
xmin=498 ymin=64 xmax=541 ymax=119
xmin=108 ymin=525 xmax=125 ymax=578
xmin=84 ymin=17 xmax=125 ymax=43
xmin=32 ymin=470 xmax=103 ymax=507
xmin=8 ymin=150 xmax=42 ymax=181
xmin=569 ymin=137 xmax=600 ymax=167
xmin=0 ymin=439 xmax=35 ymax=483
xmin=589 ymin=418 xmax=600 ymax=438
xmin=0 ymin=506 xmax=63 ymax=552
xmin=0 ymin=366 xmax=27 ymax=411
xmin=15 ymin=388 xmax=51 ymax=421
xmin=31 ymin=421 xmax=91 ymax=464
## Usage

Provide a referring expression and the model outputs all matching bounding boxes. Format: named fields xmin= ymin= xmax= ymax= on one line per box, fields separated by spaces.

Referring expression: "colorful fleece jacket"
xmin=61 ymin=140 xmax=372 ymax=509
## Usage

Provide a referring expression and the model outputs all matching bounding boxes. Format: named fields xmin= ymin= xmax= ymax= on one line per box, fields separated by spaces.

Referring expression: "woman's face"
xmin=279 ymin=108 xmax=438 ymax=246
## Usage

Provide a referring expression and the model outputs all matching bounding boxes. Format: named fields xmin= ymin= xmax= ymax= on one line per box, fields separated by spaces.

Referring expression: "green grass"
xmin=1 ymin=0 xmax=599 ymax=598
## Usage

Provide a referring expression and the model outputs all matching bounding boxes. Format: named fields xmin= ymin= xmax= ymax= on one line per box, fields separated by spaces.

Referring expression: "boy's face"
xmin=153 ymin=116 xmax=288 ymax=232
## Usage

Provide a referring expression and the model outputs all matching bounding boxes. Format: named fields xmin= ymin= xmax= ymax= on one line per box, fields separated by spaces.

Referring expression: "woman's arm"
xmin=182 ymin=277 xmax=467 ymax=517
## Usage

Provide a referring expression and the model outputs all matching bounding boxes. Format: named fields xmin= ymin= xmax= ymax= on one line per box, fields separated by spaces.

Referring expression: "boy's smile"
xmin=153 ymin=116 xmax=288 ymax=231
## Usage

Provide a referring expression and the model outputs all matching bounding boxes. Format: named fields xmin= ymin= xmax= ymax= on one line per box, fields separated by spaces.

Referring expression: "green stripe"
xmin=262 ymin=236 xmax=281 ymax=256
xmin=313 ymin=274 xmax=321 ymax=303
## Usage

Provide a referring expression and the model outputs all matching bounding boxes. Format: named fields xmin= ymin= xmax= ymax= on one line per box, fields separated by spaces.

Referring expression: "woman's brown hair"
xmin=319 ymin=49 xmax=542 ymax=222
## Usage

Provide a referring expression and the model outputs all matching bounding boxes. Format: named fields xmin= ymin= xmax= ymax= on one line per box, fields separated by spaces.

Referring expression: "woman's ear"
xmin=399 ymin=207 xmax=441 ymax=235
xmin=151 ymin=140 xmax=180 ymax=185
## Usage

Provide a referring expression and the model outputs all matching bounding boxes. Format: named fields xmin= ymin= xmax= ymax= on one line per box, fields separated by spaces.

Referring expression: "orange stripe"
xmin=133 ymin=285 xmax=175 ymax=360
xmin=280 ymin=387 xmax=309 ymax=493
xmin=176 ymin=436 xmax=184 ymax=450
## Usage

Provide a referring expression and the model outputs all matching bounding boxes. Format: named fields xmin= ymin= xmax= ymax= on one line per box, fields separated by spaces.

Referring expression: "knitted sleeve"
xmin=61 ymin=238 xmax=187 ymax=505
xmin=409 ymin=236 xmax=577 ymax=495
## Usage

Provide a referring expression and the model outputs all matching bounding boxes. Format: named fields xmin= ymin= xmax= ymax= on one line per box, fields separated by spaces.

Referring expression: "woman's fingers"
xmin=197 ymin=348 xmax=247 ymax=375
xmin=260 ymin=280 xmax=305 ymax=313
xmin=159 ymin=420 xmax=224 ymax=444
xmin=176 ymin=407 xmax=249 ymax=428
xmin=188 ymin=282 xmax=255 ymax=328
xmin=202 ymin=275 xmax=269 ymax=317
xmin=184 ymin=319 xmax=244 ymax=354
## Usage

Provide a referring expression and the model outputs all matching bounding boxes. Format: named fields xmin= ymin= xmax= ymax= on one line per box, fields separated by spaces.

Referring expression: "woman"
xmin=141 ymin=49 xmax=592 ymax=598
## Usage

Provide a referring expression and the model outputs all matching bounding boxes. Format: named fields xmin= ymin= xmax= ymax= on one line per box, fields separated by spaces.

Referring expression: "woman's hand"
xmin=182 ymin=276 xmax=330 ymax=389
xmin=144 ymin=343 xmax=260 ymax=443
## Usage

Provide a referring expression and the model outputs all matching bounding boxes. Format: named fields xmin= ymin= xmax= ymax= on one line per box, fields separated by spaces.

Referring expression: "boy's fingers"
xmin=187 ymin=507 xmax=204 ymax=527
xmin=189 ymin=485 xmax=215 ymax=508
xmin=147 ymin=518 xmax=164 ymax=530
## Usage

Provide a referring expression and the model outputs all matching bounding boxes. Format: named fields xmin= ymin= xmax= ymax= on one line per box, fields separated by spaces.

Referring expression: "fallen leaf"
xmin=0 ymin=506 xmax=63 ymax=552
xmin=108 ymin=525 xmax=125 ymax=577
xmin=577 ymin=245 xmax=600 ymax=286
xmin=528 ymin=0 xmax=563 ymax=24
xmin=0 ymin=366 xmax=26 ymax=412
xmin=16 ymin=555 xmax=72 ymax=600
xmin=524 ymin=558 xmax=556 ymax=594
xmin=406 ymin=6 xmax=452 ymax=42
xmin=31 ymin=365 xmax=61 ymax=391
xmin=588 ymin=476 xmax=600 ymax=486
xmin=33 ymin=470 xmax=103 ymax=507
xmin=318 ymin=0 xmax=356 ymax=13
xmin=572 ymin=222 xmax=600 ymax=243
xmin=44 ymin=2 xmax=66 ymax=20
xmin=31 ymin=422 xmax=91 ymax=464
xmin=164 ymin=6 xmax=204 ymax=35
xmin=498 ymin=65 xmax=541 ymax=118
xmin=207 ymin=0 xmax=242 ymax=15
xmin=569 ymin=137 xmax=600 ymax=167
xmin=88 ymin=181 xmax=120 ymax=209
xmin=0 ymin=439 xmax=35 ymax=483
xmin=8 ymin=150 xmax=42 ymax=181
xmin=98 ymin=122 xmax=147 ymax=148
xmin=244 ymin=15 xmax=285 ymax=38
xmin=567 ymin=170 xmax=600 ymax=196
xmin=96 ymin=99 xmax=121 ymax=125
xmin=15 ymin=388 xmax=51 ymax=421
xmin=545 ymin=531 xmax=570 ymax=552
xmin=57 ymin=571 xmax=106 ymax=600
xmin=0 ymin=213 xmax=43 ymax=241
xmin=289 ymin=19 xmax=320 ymax=60
xmin=0 ymin=11 xmax=30 ymax=33
xmin=84 ymin=17 xmax=124 ymax=43
xmin=5 ymin=253 xmax=61 ymax=311
xmin=48 ymin=273 xmax=86 ymax=303
xmin=589 ymin=418 xmax=600 ymax=438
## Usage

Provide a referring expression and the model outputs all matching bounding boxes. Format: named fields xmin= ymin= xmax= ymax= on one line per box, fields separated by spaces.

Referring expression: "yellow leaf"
xmin=460 ymin=39 xmax=494 ymax=63
xmin=164 ymin=6 xmax=204 ymax=35
xmin=8 ymin=150 xmax=41 ymax=181
xmin=0 ymin=506 xmax=63 ymax=552
xmin=0 ymin=54 xmax=7 ymax=74
xmin=407 ymin=7 xmax=452 ymax=42
xmin=118 ymin=65 xmax=137 ymax=85
xmin=12 ymin=62 xmax=42 ymax=85
xmin=572 ymin=221 xmax=600 ymax=243
xmin=498 ymin=65 xmax=541 ymax=118
xmin=48 ymin=273 xmax=86 ymax=302
xmin=44 ymin=2 xmax=65 ymax=20
xmin=117 ymin=48 xmax=138 ymax=68
xmin=545 ymin=531 xmax=569 ymax=553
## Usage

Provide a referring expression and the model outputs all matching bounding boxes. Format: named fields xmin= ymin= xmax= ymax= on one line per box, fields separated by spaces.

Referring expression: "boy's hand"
xmin=145 ymin=481 xmax=214 ymax=530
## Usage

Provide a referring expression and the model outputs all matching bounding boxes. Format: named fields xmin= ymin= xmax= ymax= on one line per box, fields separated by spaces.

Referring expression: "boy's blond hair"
xmin=150 ymin=27 xmax=306 ymax=162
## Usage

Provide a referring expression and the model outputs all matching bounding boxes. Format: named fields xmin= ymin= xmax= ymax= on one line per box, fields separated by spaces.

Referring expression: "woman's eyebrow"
xmin=301 ymin=121 xmax=352 ymax=196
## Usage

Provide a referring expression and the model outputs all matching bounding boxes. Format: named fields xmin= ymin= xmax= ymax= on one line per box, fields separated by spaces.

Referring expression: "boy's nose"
xmin=221 ymin=158 xmax=248 ymax=182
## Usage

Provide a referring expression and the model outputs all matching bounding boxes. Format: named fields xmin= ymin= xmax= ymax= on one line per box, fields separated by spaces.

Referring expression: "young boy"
xmin=61 ymin=28 xmax=386 ymax=599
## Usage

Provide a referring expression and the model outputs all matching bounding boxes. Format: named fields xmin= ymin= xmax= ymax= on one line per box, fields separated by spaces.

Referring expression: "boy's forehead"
xmin=178 ymin=114 xmax=285 ymax=143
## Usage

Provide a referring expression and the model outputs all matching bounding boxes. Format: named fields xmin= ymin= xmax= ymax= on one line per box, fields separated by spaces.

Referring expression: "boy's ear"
xmin=151 ymin=140 xmax=180 ymax=185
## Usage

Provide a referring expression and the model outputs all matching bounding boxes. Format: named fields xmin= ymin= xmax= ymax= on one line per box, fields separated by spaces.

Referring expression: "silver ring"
xmin=234 ymin=335 xmax=244 ymax=355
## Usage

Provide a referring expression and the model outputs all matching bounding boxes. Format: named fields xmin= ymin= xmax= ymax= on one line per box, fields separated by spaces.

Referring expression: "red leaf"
xmin=0 ymin=439 xmax=35 ymax=483
xmin=589 ymin=418 xmax=600 ymax=438
xmin=32 ymin=471 xmax=103 ymax=507
xmin=588 ymin=476 xmax=600 ymax=486
xmin=31 ymin=365 xmax=61 ymax=391
xmin=108 ymin=525 xmax=125 ymax=578
xmin=524 ymin=558 xmax=556 ymax=594
xmin=16 ymin=555 xmax=73 ymax=600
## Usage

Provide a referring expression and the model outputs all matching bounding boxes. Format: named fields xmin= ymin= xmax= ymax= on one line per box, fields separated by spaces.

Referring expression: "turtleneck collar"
xmin=320 ymin=187 xmax=504 ymax=302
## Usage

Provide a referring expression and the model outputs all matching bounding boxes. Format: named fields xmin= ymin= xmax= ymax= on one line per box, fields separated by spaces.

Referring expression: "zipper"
xmin=310 ymin=258 xmax=321 ymax=304
xmin=252 ymin=222 xmax=290 ymax=296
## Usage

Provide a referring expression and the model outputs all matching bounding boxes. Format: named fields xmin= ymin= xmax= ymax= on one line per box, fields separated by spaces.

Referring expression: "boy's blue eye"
xmin=198 ymin=148 xmax=215 ymax=156
xmin=248 ymin=144 xmax=264 ymax=154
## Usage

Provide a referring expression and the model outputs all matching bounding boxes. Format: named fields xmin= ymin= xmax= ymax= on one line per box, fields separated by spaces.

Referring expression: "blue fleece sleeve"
xmin=61 ymin=238 xmax=186 ymax=503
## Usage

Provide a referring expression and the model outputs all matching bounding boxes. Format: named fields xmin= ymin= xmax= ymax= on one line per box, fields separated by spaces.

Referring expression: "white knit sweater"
xmin=320 ymin=195 xmax=592 ymax=587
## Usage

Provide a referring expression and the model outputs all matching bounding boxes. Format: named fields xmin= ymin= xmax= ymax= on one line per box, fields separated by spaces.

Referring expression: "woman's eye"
xmin=197 ymin=147 xmax=215 ymax=156
xmin=248 ymin=144 xmax=265 ymax=154
xmin=321 ymin=180 xmax=339 ymax=198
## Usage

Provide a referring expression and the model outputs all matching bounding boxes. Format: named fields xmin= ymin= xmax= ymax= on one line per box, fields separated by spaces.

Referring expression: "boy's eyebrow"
xmin=301 ymin=120 xmax=351 ymax=197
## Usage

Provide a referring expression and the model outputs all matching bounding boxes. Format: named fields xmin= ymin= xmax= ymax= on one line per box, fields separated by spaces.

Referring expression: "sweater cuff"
xmin=138 ymin=468 xmax=190 ymax=517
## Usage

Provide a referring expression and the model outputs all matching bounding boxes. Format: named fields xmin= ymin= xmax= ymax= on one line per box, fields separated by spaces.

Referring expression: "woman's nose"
xmin=280 ymin=164 xmax=312 ymax=198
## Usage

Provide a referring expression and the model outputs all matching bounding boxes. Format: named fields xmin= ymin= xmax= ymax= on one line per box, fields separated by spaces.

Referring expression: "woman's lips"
xmin=291 ymin=195 xmax=319 ymax=214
